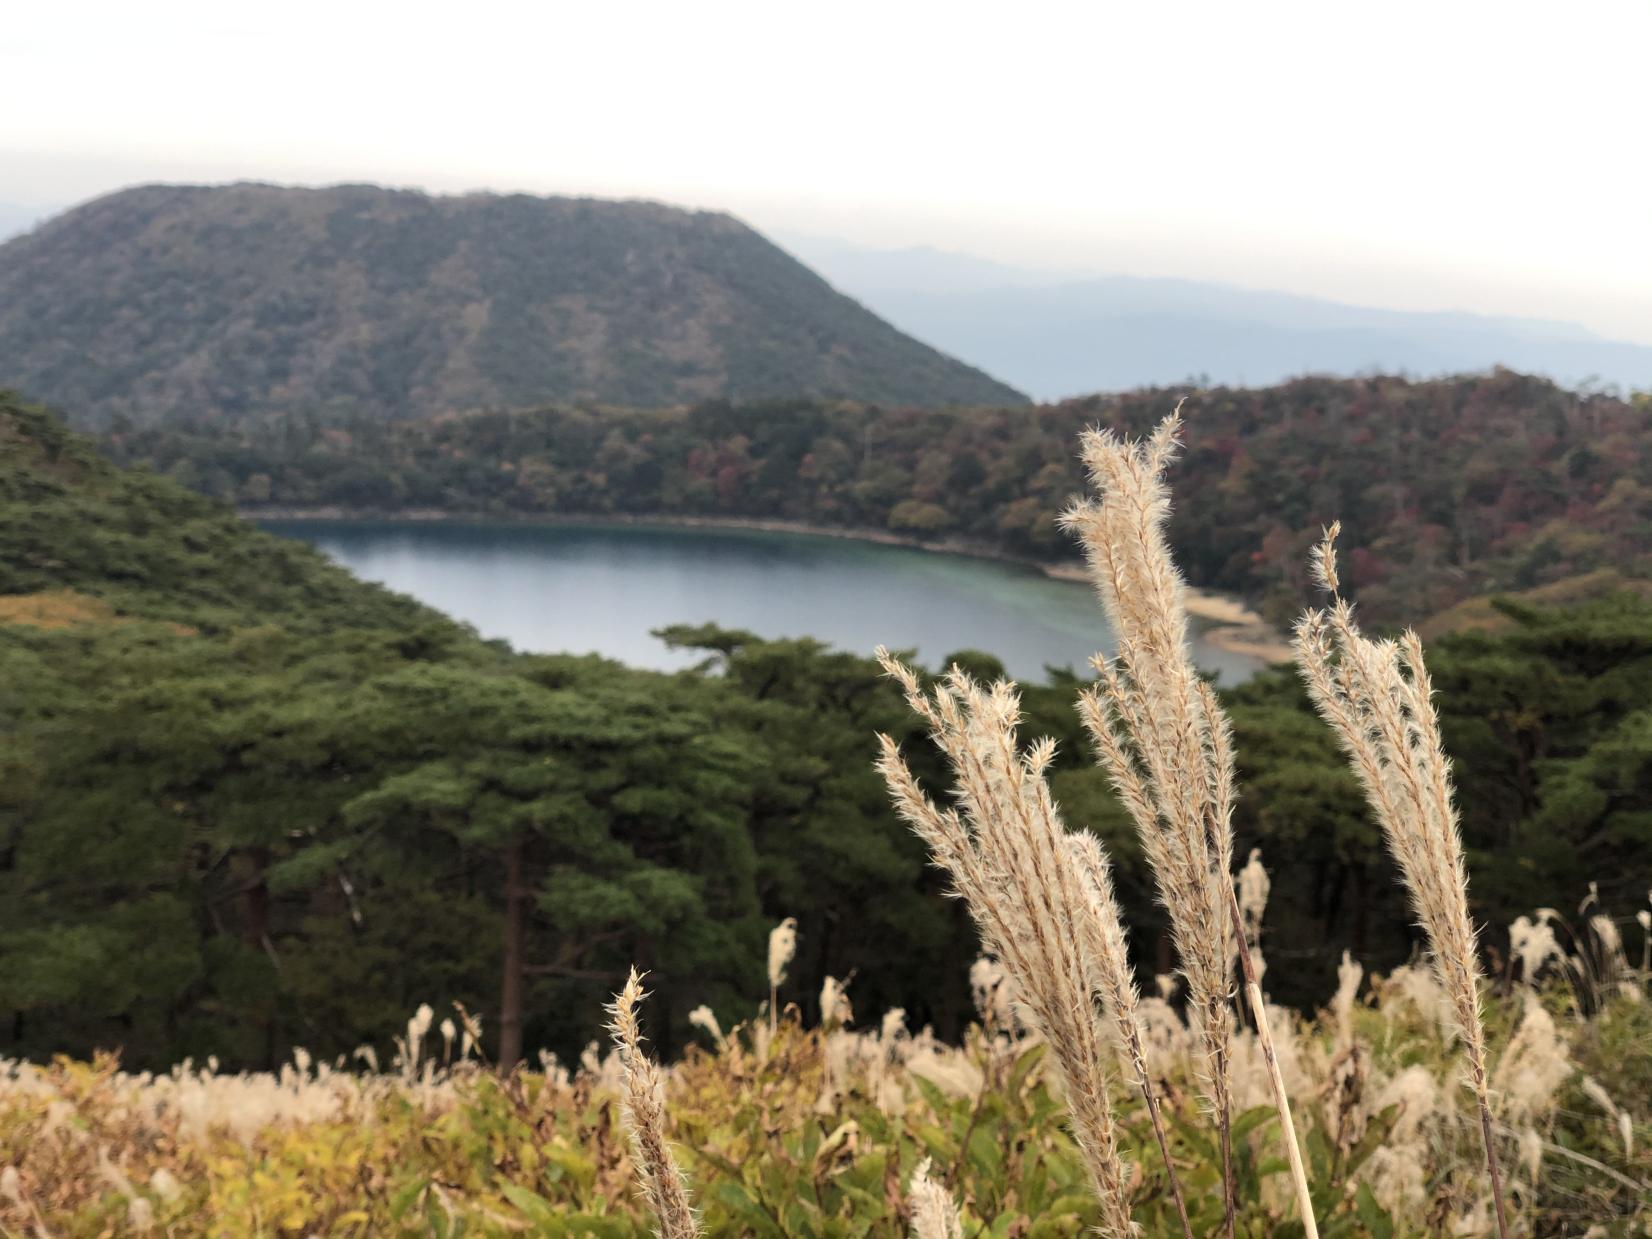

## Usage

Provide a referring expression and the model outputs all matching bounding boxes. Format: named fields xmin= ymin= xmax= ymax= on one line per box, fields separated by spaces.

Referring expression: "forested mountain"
xmin=0 ymin=184 xmax=1024 ymax=427
xmin=5 ymin=393 xmax=1651 ymax=1075
xmin=107 ymin=370 xmax=1652 ymax=629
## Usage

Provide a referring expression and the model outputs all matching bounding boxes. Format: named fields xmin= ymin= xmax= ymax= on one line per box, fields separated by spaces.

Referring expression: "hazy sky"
xmin=5 ymin=0 xmax=1648 ymax=343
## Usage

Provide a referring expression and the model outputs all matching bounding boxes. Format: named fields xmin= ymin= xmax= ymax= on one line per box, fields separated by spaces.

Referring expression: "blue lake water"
xmin=263 ymin=519 xmax=1262 ymax=684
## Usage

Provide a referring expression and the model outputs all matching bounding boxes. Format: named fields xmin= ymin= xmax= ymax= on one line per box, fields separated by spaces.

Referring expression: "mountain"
xmin=779 ymin=236 xmax=1652 ymax=399
xmin=0 ymin=185 xmax=1025 ymax=427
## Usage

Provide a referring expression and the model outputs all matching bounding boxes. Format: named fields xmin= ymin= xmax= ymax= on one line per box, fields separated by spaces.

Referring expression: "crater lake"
xmin=263 ymin=519 xmax=1265 ymax=683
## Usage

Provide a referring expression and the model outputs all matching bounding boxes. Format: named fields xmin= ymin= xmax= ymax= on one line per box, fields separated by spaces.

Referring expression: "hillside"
xmin=0 ymin=392 xmax=978 ymax=1071
xmin=6 ymin=390 xmax=1652 ymax=1111
xmin=0 ymin=395 xmax=449 ymax=634
xmin=783 ymin=235 xmax=1652 ymax=398
xmin=104 ymin=370 xmax=1652 ymax=630
xmin=0 ymin=184 xmax=1025 ymax=426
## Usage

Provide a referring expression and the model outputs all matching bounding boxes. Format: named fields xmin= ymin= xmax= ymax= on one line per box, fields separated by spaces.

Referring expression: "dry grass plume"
xmin=1295 ymin=522 xmax=1510 ymax=1237
xmin=607 ymin=968 xmax=701 ymax=1239
xmin=1061 ymin=406 xmax=1317 ymax=1237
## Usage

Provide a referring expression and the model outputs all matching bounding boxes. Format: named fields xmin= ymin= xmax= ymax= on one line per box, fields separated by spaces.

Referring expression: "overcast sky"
xmin=4 ymin=0 xmax=1648 ymax=344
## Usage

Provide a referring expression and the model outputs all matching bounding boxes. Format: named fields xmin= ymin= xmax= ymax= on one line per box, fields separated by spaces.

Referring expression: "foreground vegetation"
xmin=3 ymin=939 xmax=1647 ymax=1235
xmin=103 ymin=370 xmax=1652 ymax=628
xmin=5 ymin=391 xmax=1652 ymax=1233
xmin=4 ymin=391 xmax=1652 ymax=1074
xmin=826 ymin=413 xmax=1647 ymax=1237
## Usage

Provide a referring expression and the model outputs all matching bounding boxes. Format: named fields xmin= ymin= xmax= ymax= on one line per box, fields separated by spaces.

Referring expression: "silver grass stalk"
xmin=1294 ymin=523 xmax=1509 ymax=1239
xmin=767 ymin=915 xmax=798 ymax=1036
xmin=1062 ymin=406 xmax=1316 ymax=1238
xmin=1067 ymin=830 xmax=1195 ymax=1238
xmin=874 ymin=653 xmax=1138 ymax=1238
xmin=607 ymin=968 xmax=701 ymax=1239
xmin=907 ymin=1157 xmax=965 ymax=1239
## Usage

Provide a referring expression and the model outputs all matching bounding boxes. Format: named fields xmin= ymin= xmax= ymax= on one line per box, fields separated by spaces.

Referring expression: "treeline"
xmin=100 ymin=370 xmax=1652 ymax=627
xmin=5 ymin=394 xmax=1651 ymax=1074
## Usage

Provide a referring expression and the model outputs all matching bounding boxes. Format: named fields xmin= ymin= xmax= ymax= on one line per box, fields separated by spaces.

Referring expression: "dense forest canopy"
xmin=0 ymin=184 xmax=1024 ymax=427
xmin=0 ymin=394 xmax=981 ymax=1068
xmin=5 ymin=392 xmax=1650 ymax=1075
xmin=106 ymin=369 xmax=1652 ymax=629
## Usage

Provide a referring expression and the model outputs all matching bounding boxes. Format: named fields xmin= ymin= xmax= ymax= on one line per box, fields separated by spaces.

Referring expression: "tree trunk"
xmin=499 ymin=837 xmax=526 ymax=1070
xmin=241 ymin=846 xmax=277 ymax=1069
xmin=1352 ymin=864 xmax=1369 ymax=958
xmin=242 ymin=845 xmax=272 ymax=951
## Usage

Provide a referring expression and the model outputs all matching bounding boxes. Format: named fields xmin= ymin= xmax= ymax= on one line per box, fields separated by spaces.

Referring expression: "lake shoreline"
xmin=249 ymin=507 xmax=1295 ymax=665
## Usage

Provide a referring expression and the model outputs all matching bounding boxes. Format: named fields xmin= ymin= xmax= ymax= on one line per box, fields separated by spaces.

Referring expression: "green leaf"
xmin=1231 ymin=1104 xmax=1276 ymax=1140
xmin=501 ymin=1183 xmax=560 ymax=1226
xmin=1354 ymin=1182 xmax=1395 ymax=1239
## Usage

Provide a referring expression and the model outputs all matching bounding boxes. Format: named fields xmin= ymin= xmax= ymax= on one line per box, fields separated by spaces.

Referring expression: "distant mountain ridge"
xmin=0 ymin=184 xmax=1025 ymax=426
xmin=780 ymin=236 xmax=1652 ymax=399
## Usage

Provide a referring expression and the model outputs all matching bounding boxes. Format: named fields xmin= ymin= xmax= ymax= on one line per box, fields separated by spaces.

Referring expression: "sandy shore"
xmin=1176 ymin=587 xmax=1294 ymax=663
xmin=1019 ymin=561 xmax=1291 ymax=662
xmin=249 ymin=507 xmax=1295 ymax=664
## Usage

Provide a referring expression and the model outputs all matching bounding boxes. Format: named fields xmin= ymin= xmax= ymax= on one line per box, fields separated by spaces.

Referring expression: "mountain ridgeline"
xmin=0 ymin=184 xmax=1025 ymax=427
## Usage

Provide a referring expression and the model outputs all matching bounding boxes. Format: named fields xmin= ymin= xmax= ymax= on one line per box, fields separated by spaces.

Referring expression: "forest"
xmin=5 ymin=390 xmax=1650 ymax=1078
xmin=100 ymin=369 xmax=1652 ymax=630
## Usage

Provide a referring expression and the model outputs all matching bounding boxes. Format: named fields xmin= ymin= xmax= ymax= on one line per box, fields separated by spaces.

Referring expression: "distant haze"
xmin=3 ymin=1 xmax=1648 ymax=349
xmin=0 ymin=203 xmax=48 ymax=240
xmin=783 ymin=236 xmax=1652 ymax=398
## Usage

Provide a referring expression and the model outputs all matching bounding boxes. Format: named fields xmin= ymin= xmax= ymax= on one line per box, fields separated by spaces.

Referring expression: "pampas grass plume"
xmin=1062 ymin=407 xmax=1315 ymax=1238
xmin=906 ymin=1158 xmax=964 ymax=1239
xmin=874 ymin=653 xmax=1139 ymax=1237
xmin=1295 ymin=524 xmax=1510 ymax=1238
xmin=608 ymin=968 xmax=700 ymax=1239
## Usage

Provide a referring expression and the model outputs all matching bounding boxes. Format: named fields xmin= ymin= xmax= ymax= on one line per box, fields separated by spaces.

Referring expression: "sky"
xmin=4 ymin=0 xmax=1649 ymax=344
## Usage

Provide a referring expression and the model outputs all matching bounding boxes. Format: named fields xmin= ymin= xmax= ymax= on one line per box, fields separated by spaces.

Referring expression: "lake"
xmin=262 ymin=519 xmax=1263 ymax=683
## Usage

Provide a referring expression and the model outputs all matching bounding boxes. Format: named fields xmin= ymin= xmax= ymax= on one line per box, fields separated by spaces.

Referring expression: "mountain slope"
xmin=0 ymin=390 xmax=452 ymax=634
xmin=781 ymin=237 xmax=1652 ymax=399
xmin=0 ymin=395 xmax=979 ymax=1072
xmin=0 ymin=184 xmax=1025 ymax=426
